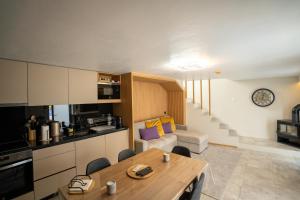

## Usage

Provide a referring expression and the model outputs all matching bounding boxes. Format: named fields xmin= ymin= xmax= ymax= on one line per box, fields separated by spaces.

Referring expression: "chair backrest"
xmin=86 ymin=157 xmax=111 ymax=175
xmin=172 ymin=146 xmax=191 ymax=157
xmin=190 ymin=173 xmax=205 ymax=200
xmin=118 ymin=149 xmax=136 ymax=162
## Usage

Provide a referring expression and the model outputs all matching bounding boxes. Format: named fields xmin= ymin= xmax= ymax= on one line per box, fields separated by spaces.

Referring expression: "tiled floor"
xmin=193 ymin=144 xmax=300 ymax=200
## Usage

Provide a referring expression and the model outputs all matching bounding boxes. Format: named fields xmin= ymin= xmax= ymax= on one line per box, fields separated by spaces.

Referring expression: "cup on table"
xmin=163 ymin=153 xmax=170 ymax=162
xmin=106 ymin=180 xmax=116 ymax=195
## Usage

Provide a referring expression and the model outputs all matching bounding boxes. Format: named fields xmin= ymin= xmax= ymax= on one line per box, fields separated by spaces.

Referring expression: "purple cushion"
xmin=162 ymin=122 xmax=173 ymax=133
xmin=139 ymin=127 xmax=160 ymax=141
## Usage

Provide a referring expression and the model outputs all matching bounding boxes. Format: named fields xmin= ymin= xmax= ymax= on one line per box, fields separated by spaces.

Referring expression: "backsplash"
xmin=0 ymin=103 xmax=114 ymax=141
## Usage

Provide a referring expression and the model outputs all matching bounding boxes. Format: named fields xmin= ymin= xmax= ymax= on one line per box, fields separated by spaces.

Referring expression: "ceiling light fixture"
xmin=166 ymin=53 xmax=211 ymax=72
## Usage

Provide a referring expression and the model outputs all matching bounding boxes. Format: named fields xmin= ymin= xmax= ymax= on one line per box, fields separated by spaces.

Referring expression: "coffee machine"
xmin=292 ymin=104 xmax=300 ymax=125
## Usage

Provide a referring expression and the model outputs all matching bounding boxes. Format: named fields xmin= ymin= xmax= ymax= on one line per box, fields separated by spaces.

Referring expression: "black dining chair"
xmin=172 ymin=145 xmax=191 ymax=158
xmin=86 ymin=157 xmax=111 ymax=175
xmin=118 ymin=149 xmax=136 ymax=162
xmin=179 ymin=173 xmax=205 ymax=200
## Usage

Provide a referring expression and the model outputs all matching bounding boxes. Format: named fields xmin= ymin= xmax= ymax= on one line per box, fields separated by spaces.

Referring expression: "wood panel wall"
xmin=133 ymin=81 xmax=168 ymax=122
xmin=113 ymin=73 xmax=134 ymax=149
xmin=168 ymin=91 xmax=186 ymax=125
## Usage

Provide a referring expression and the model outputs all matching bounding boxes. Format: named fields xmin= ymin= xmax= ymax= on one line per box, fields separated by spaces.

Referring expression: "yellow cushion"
xmin=145 ymin=119 xmax=165 ymax=137
xmin=160 ymin=116 xmax=176 ymax=132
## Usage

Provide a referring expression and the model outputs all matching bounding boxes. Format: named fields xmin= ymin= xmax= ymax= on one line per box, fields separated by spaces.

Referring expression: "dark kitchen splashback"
xmin=69 ymin=103 xmax=114 ymax=131
xmin=0 ymin=103 xmax=114 ymax=142
xmin=0 ymin=106 xmax=50 ymax=143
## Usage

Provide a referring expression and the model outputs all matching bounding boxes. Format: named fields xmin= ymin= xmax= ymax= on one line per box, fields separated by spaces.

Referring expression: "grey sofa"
xmin=134 ymin=120 xmax=208 ymax=154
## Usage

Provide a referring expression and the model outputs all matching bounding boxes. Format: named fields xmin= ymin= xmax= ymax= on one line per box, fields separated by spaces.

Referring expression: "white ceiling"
xmin=0 ymin=0 xmax=300 ymax=80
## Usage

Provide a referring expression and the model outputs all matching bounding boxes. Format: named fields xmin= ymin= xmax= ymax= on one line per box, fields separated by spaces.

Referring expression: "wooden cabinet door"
xmin=105 ymin=130 xmax=129 ymax=164
xmin=0 ymin=59 xmax=27 ymax=104
xmin=28 ymin=63 xmax=68 ymax=106
xmin=69 ymin=69 xmax=97 ymax=104
xmin=75 ymin=135 xmax=106 ymax=175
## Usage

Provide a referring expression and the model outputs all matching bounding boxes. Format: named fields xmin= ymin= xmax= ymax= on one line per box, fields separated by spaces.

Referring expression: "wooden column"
xmin=200 ymin=80 xmax=203 ymax=109
xmin=208 ymin=79 xmax=211 ymax=116
xmin=192 ymin=80 xmax=195 ymax=104
xmin=184 ymin=80 xmax=187 ymax=98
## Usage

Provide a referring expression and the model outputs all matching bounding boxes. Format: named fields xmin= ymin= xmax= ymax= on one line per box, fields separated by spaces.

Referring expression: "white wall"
xmin=210 ymin=77 xmax=300 ymax=140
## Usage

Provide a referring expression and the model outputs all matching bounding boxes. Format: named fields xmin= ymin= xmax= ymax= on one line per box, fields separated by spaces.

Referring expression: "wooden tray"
xmin=127 ymin=164 xmax=154 ymax=179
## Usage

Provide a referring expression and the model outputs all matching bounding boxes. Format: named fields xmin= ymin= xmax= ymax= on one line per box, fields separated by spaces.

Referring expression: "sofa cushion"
xmin=148 ymin=134 xmax=177 ymax=149
xmin=139 ymin=127 xmax=160 ymax=141
xmin=145 ymin=119 xmax=165 ymax=137
xmin=175 ymin=130 xmax=208 ymax=144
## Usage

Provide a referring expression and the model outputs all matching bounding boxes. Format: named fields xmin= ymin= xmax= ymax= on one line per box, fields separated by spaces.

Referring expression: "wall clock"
xmin=251 ymin=88 xmax=275 ymax=107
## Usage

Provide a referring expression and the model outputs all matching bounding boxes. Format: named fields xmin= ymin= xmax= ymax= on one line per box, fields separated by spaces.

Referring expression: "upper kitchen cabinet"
xmin=68 ymin=69 xmax=97 ymax=104
xmin=28 ymin=63 xmax=68 ymax=106
xmin=0 ymin=59 xmax=28 ymax=104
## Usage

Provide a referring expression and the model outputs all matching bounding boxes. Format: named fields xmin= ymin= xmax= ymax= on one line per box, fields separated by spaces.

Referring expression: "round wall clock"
xmin=251 ymin=88 xmax=275 ymax=107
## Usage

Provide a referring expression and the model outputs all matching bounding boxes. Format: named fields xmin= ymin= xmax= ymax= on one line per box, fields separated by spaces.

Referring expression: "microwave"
xmin=98 ymin=83 xmax=120 ymax=99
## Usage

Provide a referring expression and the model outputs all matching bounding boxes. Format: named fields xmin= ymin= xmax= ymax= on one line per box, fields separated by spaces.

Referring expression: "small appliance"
xmin=41 ymin=125 xmax=50 ymax=141
xmin=50 ymin=121 xmax=60 ymax=137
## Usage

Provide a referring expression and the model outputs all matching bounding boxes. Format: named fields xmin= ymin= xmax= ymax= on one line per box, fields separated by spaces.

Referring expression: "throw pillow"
xmin=162 ymin=122 xmax=173 ymax=133
xmin=145 ymin=119 xmax=165 ymax=137
xmin=139 ymin=127 xmax=160 ymax=141
xmin=160 ymin=116 xmax=176 ymax=132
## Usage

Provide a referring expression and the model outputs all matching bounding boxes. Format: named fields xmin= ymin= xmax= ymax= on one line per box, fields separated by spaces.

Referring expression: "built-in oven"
xmin=98 ymin=83 xmax=120 ymax=99
xmin=0 ymin=149 xmax=33 ymax=199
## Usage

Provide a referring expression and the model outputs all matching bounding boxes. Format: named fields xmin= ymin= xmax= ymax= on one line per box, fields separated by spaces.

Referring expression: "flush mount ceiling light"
xmin=166 ymin=54 xmax=211 ymax=72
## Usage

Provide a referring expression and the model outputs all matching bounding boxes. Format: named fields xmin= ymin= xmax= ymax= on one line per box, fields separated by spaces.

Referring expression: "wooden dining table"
xmin=58 ymin=148 xmax=208 ymax=200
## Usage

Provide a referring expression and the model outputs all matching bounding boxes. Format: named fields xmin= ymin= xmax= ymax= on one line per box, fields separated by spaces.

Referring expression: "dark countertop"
xmin=29 ymin=127 xmax=128 ymax=150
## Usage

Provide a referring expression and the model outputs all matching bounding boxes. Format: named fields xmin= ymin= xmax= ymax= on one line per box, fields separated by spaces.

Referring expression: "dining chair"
xmin=179 ymin=173 xmax=205 ymax=200
xmin=86 ymin=157 xmax=111 ymax=175
xmin=172 ymin=145 xmax=191 ymax=157
xmin=118 ymin=149 xmax=136 ymax=162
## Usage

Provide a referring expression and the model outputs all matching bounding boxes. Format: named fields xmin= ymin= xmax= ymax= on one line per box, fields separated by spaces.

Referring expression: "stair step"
xmin=219 ymin=123 xmax=228 ymax=129
xmin=229 ymin=129 xmax=238 ymax=136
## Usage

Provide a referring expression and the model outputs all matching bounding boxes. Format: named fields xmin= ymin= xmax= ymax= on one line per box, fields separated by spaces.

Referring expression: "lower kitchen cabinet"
xmin=34 ymin=168 xmax=76 ymax=200
xmin=105 ymin=130 xmax=129 ymax=164
xmin=31 ymin=129 xmax=129 ymax=199
xmin=33 ymin=143 xmax=76 ymax=199
xmin=33 ymin=143 xmax=75 ymax=181
xmin=75 ymin=135 xmax=106 ymax=175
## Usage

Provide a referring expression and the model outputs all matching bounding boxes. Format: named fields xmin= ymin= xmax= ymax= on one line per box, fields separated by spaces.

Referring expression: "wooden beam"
xmin=200 ymin=80 xmax=203 ymax=109
xmin=208 ymin=79 xmax=211 ymax=116
xmin=192 ymin=80 xmax=195 ymax=104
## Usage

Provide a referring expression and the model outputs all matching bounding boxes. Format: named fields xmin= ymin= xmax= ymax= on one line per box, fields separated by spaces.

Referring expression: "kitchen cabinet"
xmin=28 ymin=63 xmax=68 ymax=106
xmin=69 ymin=69 xmax=97 ymax=104
xmin=33 ymin=142 xmax=75 ymax=180
xmin=34 ymin=168 xmax=75 ymax=200
xmin=105 ymin=130 xmax=129 ymax=164
xmin=0 ymin=59 xmax=28 ymax=104
xmin=75 ymin=135 xmax=106 ymax=175
xmin=33 ymin=143 xmax=76 ymax=199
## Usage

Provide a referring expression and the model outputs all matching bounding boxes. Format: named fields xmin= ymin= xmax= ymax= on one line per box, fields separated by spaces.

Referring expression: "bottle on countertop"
xmin=107 ymin=113 xmax=112 ymax=126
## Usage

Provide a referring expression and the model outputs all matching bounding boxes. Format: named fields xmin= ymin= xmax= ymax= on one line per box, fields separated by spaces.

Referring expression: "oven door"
xmin=0 ymin=158 xmax=33 ymax=199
